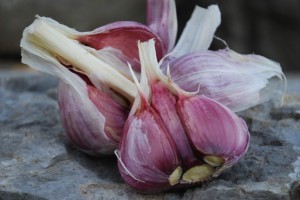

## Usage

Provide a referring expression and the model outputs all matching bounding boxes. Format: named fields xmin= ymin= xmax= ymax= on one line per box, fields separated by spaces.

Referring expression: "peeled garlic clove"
xmin=78 ymin=21 xmax=165 ymax=72
xmin=147 ymin=0 xmax=177 ymax=53
xmin=59 ymin=79 xmax=128 ymax=155
xmin=176 ymin=94 xmax=250 ymax=167
xmin=117 ymin=85 xmax=181 ymax=192
xmin=169 ymin=49 xmax=285 ymax=112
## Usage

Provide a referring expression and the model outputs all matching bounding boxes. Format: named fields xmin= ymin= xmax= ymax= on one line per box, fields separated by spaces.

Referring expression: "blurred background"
xmin=0 ymin=0 xmax=299 ymax=72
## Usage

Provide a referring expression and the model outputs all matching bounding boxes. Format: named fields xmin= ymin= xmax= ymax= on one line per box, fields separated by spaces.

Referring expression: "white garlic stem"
xmin=28 ymin=19 xmax=136 ymax=102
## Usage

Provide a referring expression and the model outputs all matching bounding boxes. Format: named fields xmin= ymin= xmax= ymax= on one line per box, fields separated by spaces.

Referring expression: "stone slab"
xmin=0 ymin=66 xmax=299 ymax=200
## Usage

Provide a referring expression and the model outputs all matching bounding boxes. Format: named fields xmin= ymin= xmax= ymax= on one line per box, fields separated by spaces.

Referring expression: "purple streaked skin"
xmin=168 ymin=49 xmax=285 ymax=112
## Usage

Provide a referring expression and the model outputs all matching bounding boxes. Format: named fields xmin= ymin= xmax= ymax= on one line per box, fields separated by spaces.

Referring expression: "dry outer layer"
xmin=0 ymin=66 xmax=300 ymax=200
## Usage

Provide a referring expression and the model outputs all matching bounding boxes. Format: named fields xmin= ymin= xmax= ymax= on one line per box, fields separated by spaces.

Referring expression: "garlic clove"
xmin=86 ymin=82 xmax=129 ymax=144
xmin=151 ymin=82 xmax=201 ymax=169
xmin=78 ymin=21 xmax=165 ymax=72
xmin=172 ymin=5 xmax=221 ymax=57
xmin=117 ymin=96 xmax=182 ymax=193
xmin=169 ymin=49 xmax=286 ymax=112
xmin=147 ymin=0 xmax=177 ymax=53
xmin=59 ymin=79 xmax=128 ymax=155
xmin=176 ymin=94 xmax=250 ymax=166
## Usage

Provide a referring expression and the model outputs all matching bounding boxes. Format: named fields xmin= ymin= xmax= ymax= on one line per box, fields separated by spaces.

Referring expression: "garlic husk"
xmin=147 ymin=0 xmax=177 ymax=53
xmin=168 ymin=49 xmax=286 ymax=112
xmin=21 ymin=18 xmax=130 ymax=155
xmin=20 ymin=17 xmax=137 ymax=101
xmin=172 ymin=5 xmax=221 ymax=57
xmin=116 ymin=66 xmax=182 ymax=193
xmin=78 ymin=21 xmax=165 ymax=72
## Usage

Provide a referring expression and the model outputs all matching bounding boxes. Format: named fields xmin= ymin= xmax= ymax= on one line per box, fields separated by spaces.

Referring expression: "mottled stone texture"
xmin=0 ymin=66 xmax=299 ymax=200
xmin=1 ymin=0 xmax=299 ymax=71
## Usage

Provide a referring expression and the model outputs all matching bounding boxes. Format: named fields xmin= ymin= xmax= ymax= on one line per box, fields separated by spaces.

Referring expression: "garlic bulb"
xmin=116 ymin=40 xmax=250 ymax=192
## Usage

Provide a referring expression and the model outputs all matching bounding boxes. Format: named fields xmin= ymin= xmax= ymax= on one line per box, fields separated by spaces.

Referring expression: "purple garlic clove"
xmin=176 ymin=94 xmax=250 ymax=180
xmin=151 ymin=82 xmax=201 ymax=169
xmin=58 ymin=77 xmax=129 ymax=156
xmin=117 ymin=85 xmax=182 ymax=193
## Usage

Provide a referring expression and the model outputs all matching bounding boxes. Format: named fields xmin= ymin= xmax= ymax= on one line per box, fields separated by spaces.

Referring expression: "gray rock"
xmin=0 ymin=68 xmax=299 ymax=200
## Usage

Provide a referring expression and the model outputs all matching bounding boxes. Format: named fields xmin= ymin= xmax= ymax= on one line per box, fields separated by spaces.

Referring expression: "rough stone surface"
xmin=0 ymin=67 xmax=300 ymax=200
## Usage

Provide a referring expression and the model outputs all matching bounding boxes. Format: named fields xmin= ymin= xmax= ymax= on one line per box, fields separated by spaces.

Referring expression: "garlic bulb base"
xmin=182 ymin=165 xmax=213 ymax=183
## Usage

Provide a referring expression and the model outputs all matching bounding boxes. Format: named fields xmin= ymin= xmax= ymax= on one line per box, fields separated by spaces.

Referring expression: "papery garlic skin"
xmin=21 ymin=17 xmax=137 ymax=101
xmin=21 ymin=18 xmax=130 ymax=155
xmin=172 ymin=5 xmax=221 ymax=57
xmin=168 ymin=49 xmax=285 ymax=112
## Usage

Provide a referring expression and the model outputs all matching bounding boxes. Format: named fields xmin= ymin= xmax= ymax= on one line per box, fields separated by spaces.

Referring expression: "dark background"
xmin=0 ymin=0 xmax=299 ymax=72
